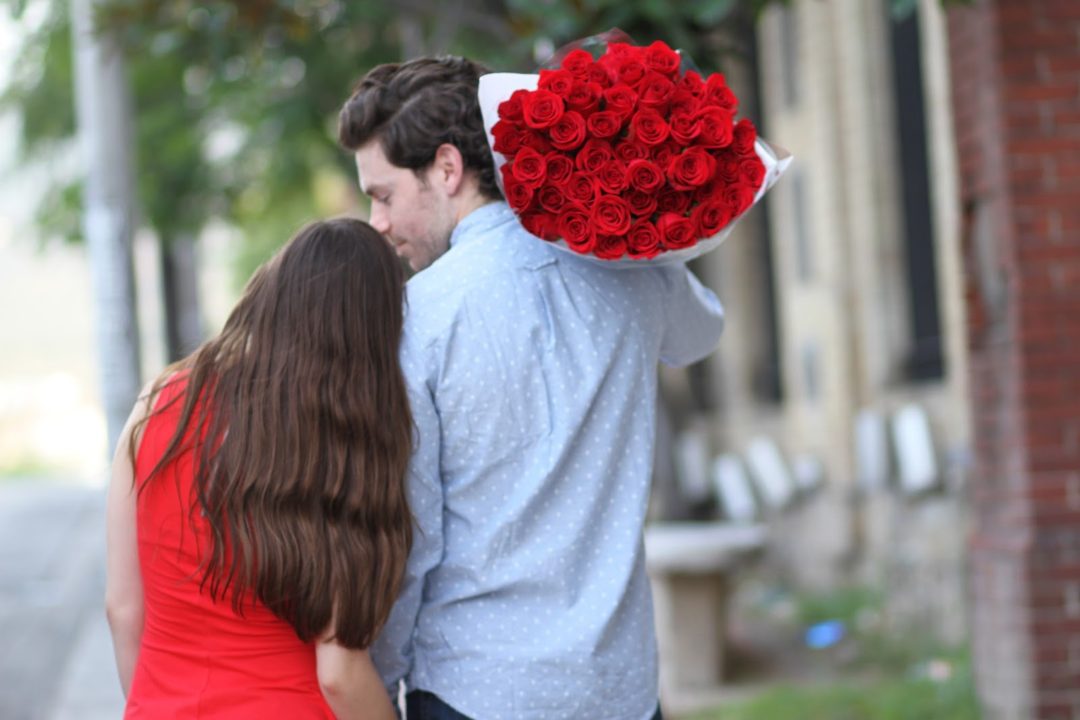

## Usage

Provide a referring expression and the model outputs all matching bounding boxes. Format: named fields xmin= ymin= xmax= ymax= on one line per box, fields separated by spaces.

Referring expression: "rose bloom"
xmin=603 ymin=85 xmax=639 ymax=120
xmin=593 ymin=233 xmax=628 ymax=260
xmin=670 ymin=89 xmax=699 ymax=115
xmin=566 ymin=81 xmax=603 ymax=115
xmin=651 ymin=141 xmax=678 ymax=168
xmin=586 ymin=110 xmax=623 ymax=140
xmin=705 ymin=74 xmax=738 ymax=112
xmin=587 ymin=63 xmax=613 ymax=88
xmin=497 ymin=89 xmax=531 ymax=123
xmin=657 ymin=188 xmax=692 ymax=215
xmin=519 ymin=130 xmax=553 ymax=154
xmin=538 ymin=184 xmax=568 ymax=214
xmin=667 ymin=147 xmax=717 ymax=191
xmin=502 ymin=169 xmax=535 ymax=213
xmin=511 ymin=146 xmax=548 ymax=189
xmin=630 ymin=109 xmax=670 ymax=146
xmin=638 ymin=72 xmax=676 ymax=111
xmin=657 ymin=212 xmax=697 ymax=250
xmin=592 ymin=195 xmax=632 ymax=237
xmin=722 ymin=182 xmax=758 ymax=215
xmin=558 ymin=208 xmax=595 ymax=253
xmin=522 ymin=89 xmax=565 ymax=129
xmin=538 ymin=68 xmax=575 ymax=97
xmin=627 ymin=159 xmax=665 ymax=194
xmin=615 ymin=140 xmax=649 ymax=163
xmin=597 ymin=159 xmax=629 ymax=194
xmin=549 ymin=110 xmax=587 ymax=151
xmin=544 ymin=153 xmax=575 ymax=184
xmin=521 ymin=210 xmax=558 ymax=240
xmin=575 ymin=139 xmax=614 ymax=173
xmin=691 ymin=199 xmax=734 ymax=237
xmin=678 ymin=71 xmax=705 ymax=98
xmin=627 ymin=219 xmax=662 ymax=259
xmin=669 ymin=111 xmax=702 ymax=145
xmin=732 ymin=118 xmax=758 ymax=155
xmin=739 ymin=156 xmax=766 ymax=187
xmin=561 ymin=48 xmax=595 ymax=78
xmin=625 ymin=189 xmax=658 ymax=217
xmin=695 ymin=106 xmax=734 ymax=148
xmin=492 ymin=121 xmax=524 ymax=155
xmin=616 ymin=58 xmax=648 ymax=89
xmin=644 ymin=40 xmax=681 ymax=77
xmin=564 ymin=171 xmax=599 ymax=204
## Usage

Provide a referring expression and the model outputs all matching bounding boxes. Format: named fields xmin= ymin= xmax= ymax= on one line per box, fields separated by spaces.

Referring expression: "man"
xmin=338 ymin=56 xmax=726 ymax=720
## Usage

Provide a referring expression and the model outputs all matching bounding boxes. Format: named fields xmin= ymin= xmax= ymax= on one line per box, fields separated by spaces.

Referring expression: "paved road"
xmin=0 ymin=479 xmax=125 ymax=720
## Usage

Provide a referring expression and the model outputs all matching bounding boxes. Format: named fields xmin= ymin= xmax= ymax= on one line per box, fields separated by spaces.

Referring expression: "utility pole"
xmin=70 ymin=0 xmax=142 ymax=457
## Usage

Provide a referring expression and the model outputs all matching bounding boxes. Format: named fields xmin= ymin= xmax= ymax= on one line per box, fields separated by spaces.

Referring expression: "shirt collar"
xmin=449 ymin=201 xmax=515 ymax=249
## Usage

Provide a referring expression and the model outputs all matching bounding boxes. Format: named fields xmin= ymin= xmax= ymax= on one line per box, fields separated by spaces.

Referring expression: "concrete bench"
xmin=644 ymin=522 xmax=767 ymax=708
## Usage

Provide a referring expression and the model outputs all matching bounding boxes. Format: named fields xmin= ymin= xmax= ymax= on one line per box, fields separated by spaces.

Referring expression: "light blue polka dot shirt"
xmin=371 ymin=202 xmax=725 ymax=720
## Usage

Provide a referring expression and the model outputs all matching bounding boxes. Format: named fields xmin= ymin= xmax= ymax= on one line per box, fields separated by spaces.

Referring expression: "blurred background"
xmin=1 ymin=0 xmax=1076 ymax=718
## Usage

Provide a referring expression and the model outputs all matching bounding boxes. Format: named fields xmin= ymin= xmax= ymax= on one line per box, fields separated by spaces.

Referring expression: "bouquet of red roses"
xmin=479 ymin=32 xmax=790 ymax=265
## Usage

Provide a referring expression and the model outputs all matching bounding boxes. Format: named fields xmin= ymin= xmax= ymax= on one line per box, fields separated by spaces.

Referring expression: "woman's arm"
xmin=105 ymin=386 xmax=153 ymax=696
xmin=316 ymin=637 xmax=398 ymax=720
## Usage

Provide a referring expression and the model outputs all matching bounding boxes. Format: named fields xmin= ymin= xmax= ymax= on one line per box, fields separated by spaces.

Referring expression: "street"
xmin=0 ymin=480 xmax=125 ymax=720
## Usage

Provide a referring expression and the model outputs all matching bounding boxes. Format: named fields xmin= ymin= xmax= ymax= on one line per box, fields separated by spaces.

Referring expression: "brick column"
xmin=948 ymin=1 xmax=1080 ymax=718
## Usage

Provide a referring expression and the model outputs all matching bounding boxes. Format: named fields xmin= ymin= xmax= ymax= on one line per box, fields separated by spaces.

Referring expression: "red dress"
xmin=126 ymin=379 xmax=335 ymax=719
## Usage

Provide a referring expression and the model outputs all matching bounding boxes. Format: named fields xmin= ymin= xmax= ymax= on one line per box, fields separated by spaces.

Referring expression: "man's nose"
xmin=369 ymin=204 xmax=390 ymax=235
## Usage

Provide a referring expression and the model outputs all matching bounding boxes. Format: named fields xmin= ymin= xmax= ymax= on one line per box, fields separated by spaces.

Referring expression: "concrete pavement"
xmin=0 ymin=479 xmax=125 ymax=720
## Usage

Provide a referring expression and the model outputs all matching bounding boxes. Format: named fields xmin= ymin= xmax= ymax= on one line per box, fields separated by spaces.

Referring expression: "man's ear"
xmin=431 ymin=143 xmax=466 ymax=195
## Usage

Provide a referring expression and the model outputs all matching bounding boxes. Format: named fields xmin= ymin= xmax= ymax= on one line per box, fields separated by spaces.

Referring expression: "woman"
xmin=105 ymin=218 xmax=412 ymax=719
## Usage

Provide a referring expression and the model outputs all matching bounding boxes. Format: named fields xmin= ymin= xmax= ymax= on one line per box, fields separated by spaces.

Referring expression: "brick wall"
xmin=949 ymin=1 xmax=1080 ymax=717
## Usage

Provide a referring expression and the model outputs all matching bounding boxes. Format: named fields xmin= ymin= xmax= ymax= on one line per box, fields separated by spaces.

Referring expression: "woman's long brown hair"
xmin=129 ymin=217 xmax=412 ymax=649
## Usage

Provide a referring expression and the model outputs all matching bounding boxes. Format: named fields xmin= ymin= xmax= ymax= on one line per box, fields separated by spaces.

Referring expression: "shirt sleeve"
xmin=658 ymin=264 xmax=726 ymax=367
xmin=368 ymin=330 xmax=445 ymax=702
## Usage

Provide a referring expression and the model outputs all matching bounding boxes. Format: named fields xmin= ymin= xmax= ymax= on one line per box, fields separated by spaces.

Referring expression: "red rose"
xmin=502 ymin=167 xmax=535 ymax=213
xmin=492 ymin=120 xmax=524 ymax=155
xmin=575 ymin=139 xmax=614 ymax=173
xmin=522 ymin=89 xmax=565 ymax=129
xmin=616 ymin=141 xmax=649 ymax=164
xmin=732 ymin=118 xmax=758 ymax=155
xmin=638 ymin=72 xmax=675 ymax=111
xmin=497 ymin=89 xmax=530 ymax=123
xmin=538 ymin=185 xmax=568 ymax=214
xmin=594 ymin=233 xmax=627 ymax=260
xmin=651 ymin=141 xmax=679 ymax=168
xmin=520 ymin=130 xmax=553 ymax=154
xmin=722 ymin=182 xmax=757 ymax=215
xmin=521 ymin=210 xmax=558 ymax=240
xmin=538 ymin=69 xmax=575 ymax=97
xmin=670 ymin=89 xmax=700 ymax=115
xmin=558 ymin=208 xmax=595 ymax=253
xmin=695 ymin=106 xmax=734 ymax=148
xmin=629 ymin=109 xmax=670 ymax=146
xmin=616 ymin=58 xmax=648 ymax=89
xmin=691 ymin=199 xmax=734 ymax=237
xmin=586 ymin=110 xmax=623 ymax=140
xmin=667 ymin=147 xmax=717 ymax=191
xmin=564 ymin=171 xmax=599 ymax=204
xmin=627 ymin=159 xmax=665 ymax=193
xmin=669 ymin=111 xmax=702 ymax=145
xmin=566 ymin=81 xmax=603 ymax=116
xmin=627 ymin=220 xmax=662 ymax=259
xmin=511 ymin=146 xmax=547 ymax=189
xmin=657 ymin=188 xmax=692 ymax=215
xmin=678 ymin=71 xmax=705 ymax=97
xmin=560 ymin=49 xmax=595 ymax=79
xmin=657 ymin=213 xmax=697 ymax=250
xmin=626 ymin=189 xmax=658 ymax=217
xmin=739 ymin=155 xmax=765 ymax=188
xmin=644 ymin=41 xmax=681 ymax=77
xmin=597 ymin=159 xmax=629 ymax=194
xmin=549 ymin=110 xmax=587 ymax=151
xmin=544 ymin=153 xmax=574 ymax=184
xmin=587 ymin=63 xmax=613 ymax=88
xmin=705 ymin=74 xmax=738 ymax=112
xmin=694 ymin=180 xmax=720 ymax=203
xmin=592 ymin=195 xmax=632 ymax=236
xmin=715 ymin=153 xmax=741 ymax=183
xmin=603 ymin=85 xmax=638 ymax=120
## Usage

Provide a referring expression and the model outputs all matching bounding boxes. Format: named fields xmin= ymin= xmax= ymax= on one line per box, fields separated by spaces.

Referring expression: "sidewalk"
xmin=0 ymin=479 xmax=125 ymax=720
